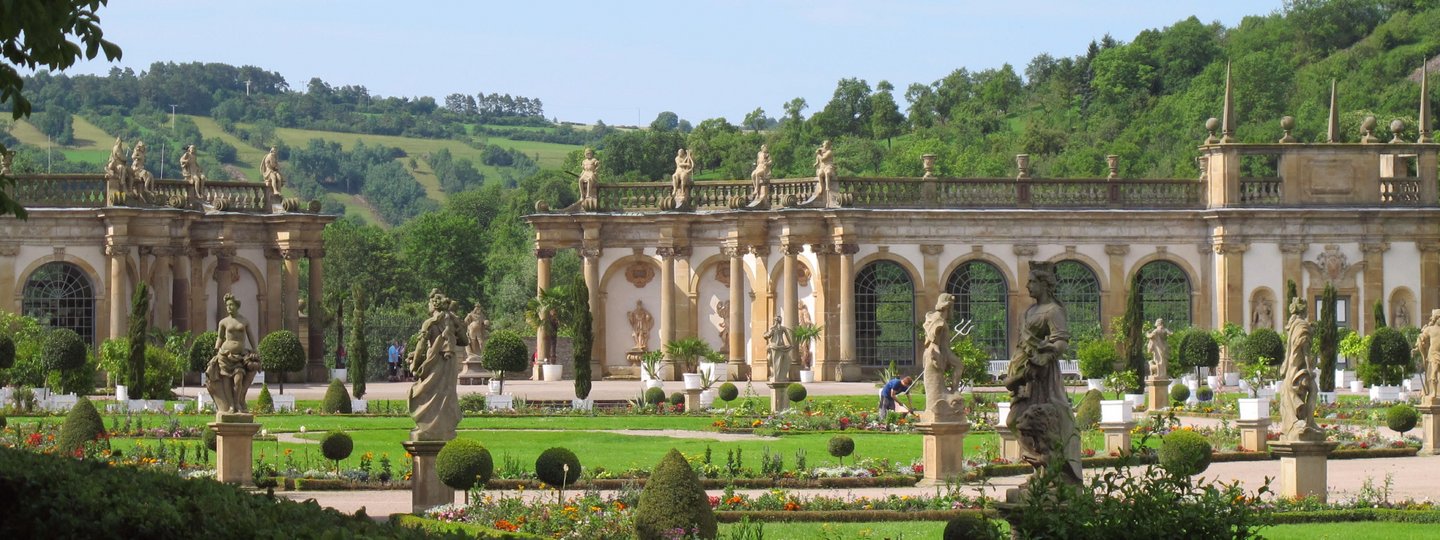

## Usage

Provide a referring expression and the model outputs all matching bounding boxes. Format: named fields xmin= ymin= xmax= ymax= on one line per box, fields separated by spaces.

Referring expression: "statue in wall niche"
xmin=713 ymin=300 xmax=730 ymax=355
xmin=105 ymin=137 xmax=131 ymax=190
xmin=671 ymin=148 xmax=694 ymax=208
xmin=464 ymin=303 xmax=490 ymax=358
xmin=1147 ymin=318 xmax=1172 ymax=380
xmin=578 ymin=147 xmax=600 ymax=203
xmin=409 ymin=289 xmax=467 ymax=441
xmin=922 ymin=293 xmax=966 ymax=419
xmin=1003 ymin=261 xmax=1082 ymax=486
xmin=262 ymin=146 xmax=285 ymax=197
xmin=764 ymin=315 xmax=794 ymax=383
xmin=1395 ymin=299 xmax=1411 ymax=327
xmin=749 ymin=144 xmax=772 ymax=204
xmin=181 ymin=144 xmax=206 ymax=195
xmin=628 ymin=300 xmax=654 ymax=351
xmin=1252 ymin=298 xmax=1275 ymax=330
xmin=813 ymin=140 xmax=837 ymax=201
xmin=1280 ymin=297 xmax=1325 ymax=442
xmin=1415 ymin=310 xmax=1440 ymax=404
xmin=130 ymin=141 xmax=154 ymax=192
xmin=205 ymin=293 xmax=261 ymax=416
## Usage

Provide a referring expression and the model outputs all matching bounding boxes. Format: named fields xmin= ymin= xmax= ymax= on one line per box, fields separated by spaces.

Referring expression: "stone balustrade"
xmin=9 ymin=175 xmax=274 ymax=213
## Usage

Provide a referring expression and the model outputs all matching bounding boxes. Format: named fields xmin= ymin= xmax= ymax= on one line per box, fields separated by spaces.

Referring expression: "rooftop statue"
xmin=262 ymin=147 xmax=285 ymax=197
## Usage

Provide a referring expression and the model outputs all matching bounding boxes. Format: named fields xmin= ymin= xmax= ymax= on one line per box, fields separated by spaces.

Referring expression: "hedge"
xmin=390 ymin=515 xmax=543 ymax=539
xmin=714 ymin=509 xmax=990 ymax=523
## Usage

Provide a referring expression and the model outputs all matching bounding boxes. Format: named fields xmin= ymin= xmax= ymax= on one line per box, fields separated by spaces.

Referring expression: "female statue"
xmin=1417 ymin=309 xmax=1440 ymax=403
xmin=408 ymin=290 xmax=467 ymax=441
xmin=764 ymin=316 xmax=793 ymax=383
xmin=1279 ymin=297 xmax=1324 ymax=441
xmin=1003 ymin=261 xmax=1082 ymax=485
xmin=750 ymin=144 xmax=772 ymax=203
xmin=671 ymin=148 xmax=694 ymax=208
xmin=578 ymin=147 xmax=600 ymax=202
xmin=813 ymin=140 xmax=836 ymax=199
xmin=1147 ymin=318 xmax=1172 ymax=379
xmin=205 ymin=293 xmax=260 ymax=415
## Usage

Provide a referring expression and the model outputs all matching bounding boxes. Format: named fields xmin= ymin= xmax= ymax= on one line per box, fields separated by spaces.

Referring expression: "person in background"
xmin=387 ymin=340 xmax=401 ymax=381
xmin=879 ymin=375 xmax=914 ymax=416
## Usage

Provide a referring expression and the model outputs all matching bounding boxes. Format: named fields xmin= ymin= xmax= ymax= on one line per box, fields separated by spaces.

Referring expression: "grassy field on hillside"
xmin=188 ymin=115 xmax=266 ymax=179
xmin=255 ymin=124 xmax=578 ymax=175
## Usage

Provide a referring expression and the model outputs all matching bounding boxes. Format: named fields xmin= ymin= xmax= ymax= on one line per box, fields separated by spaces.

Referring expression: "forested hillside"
xmin=2 ymin=0 xmax=1437 ymax=362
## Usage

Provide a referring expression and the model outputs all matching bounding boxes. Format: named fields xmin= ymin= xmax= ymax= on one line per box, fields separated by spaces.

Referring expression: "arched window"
xmin=1055 ymin=260 xmax=1102 ymax=341
xmin=22 ymin=262 xmax=97 ymax=344
xmin=945 ymin=261 xmax=1009 ymax=360
xmin=855 ymin=261 xmax=915 ymax=367
xmin=1136 ymin=260 xmax=1191 ymax=328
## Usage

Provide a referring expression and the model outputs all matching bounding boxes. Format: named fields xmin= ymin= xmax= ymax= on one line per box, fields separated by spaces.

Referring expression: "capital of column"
xmin=656 ymin=246 xmax=691 ymax=260
xmin=1013 ymin=244 xmax=1037 ymax=257
xmin=534 ymin=247 xmax=557 ymax=259
xmin=920 ymin=244 xmax=944 ymax=256
xmin=1213 ymin=243 xmax=1249 ymax=255
xmin=307 ymin=248 xmax=327 ymax=259
xmin=747 ymin=244 xmax=771 ymax=258
xmin=264 ymin=248 xmax=284 ymax=260
xmin=811 ymin=242 xmax=836 ymax=256
xmin=1421 ymin=243 xmax=1440 ymax=254
xmin=138 ymin=245 xmax=156 ymax=257
xmin=1279 ymin=242 xmax=1308 ymax=254
xmin=104 ymin=245 xmax=131 ymax=257
xmin=721 ymin=245 xmax=742 ymax=258
xmin=580 ymin=246 xmax=602 ymax=260
xmin=1360 ymin=242 xmax=1390 ymax=254
xmin=781 ymin=243 xmax=804 ymax=257
xmin=215 ymin=246 xmax=237 ymax=259
xmin=1104 ymin=244 xmax=1129 ymax=256
xmin=837 ymin=243 xmax=859 ymax=256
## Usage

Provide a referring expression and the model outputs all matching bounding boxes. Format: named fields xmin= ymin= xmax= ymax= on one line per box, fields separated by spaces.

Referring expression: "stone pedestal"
xmin=458 ymin=355 xmax=487 ymax=385
xmin=1270 ymin=440 xmax=1339 ymax=501
xmin=835 ymin=362 xmax=863 ymax=382
xmin=209 ymin=414 xmax=261 ymax=486
xmin=916 ymin=420 xmax=970 ymax=486
xmin=1145 ymin=377 xmax=1172 ymax=411
xmin=995 ymin=425 xmax=1022 ymax=462
xmin=1237 ymin=418 xmax=1271 ymax=452
xmin=684 ymin=388 xmax=702 ymax=412
xmin=768 ymin=382 xmax=790 ymax=413
xmin=403 ymin=440 xmax=455 ymax=514
xmin=1419 ymin=404 xmax=1440 ymax=455
xmin=1099 ymin=421 xmax=1135 ymax=456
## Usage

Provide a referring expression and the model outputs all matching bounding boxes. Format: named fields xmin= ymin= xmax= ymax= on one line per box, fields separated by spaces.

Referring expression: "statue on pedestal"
xmin=1003 ymin=261 xmax=1082 ymax=485
xmin=1279 ymin=297 xmax=1324 ymax=441
xmin=922 ymin=293 xmax=965 ymax=418
xmin=1415 ymin=309 xmax=1440 ymax=404
xmin=205 ymin=293 xmax=261 ymax=416
xmin=671 ymin=148 xmax=694 ymax=209
xmin=262 ymin=146 xmax=285 ymax=197
xmin=628 ymin=300 xmax=653 ymax=352
xmin=813 ymin=140 xmax=837 ymax=204
xmin=764 ymin=316 xmax=793 ymax=383
xmin=578 ymin=147 xmax=600 ymax=206
xmin=181 ymin=144 xmax=206 ymax=196
xmin=130 ymin=141 xmax=154 ymax=192
xmin=105 ymin=137 xmax=131 ymax=191
xmin=409 ymin=290 xmax=467 ymax=441
xmin=464 ymin=304 xmax=490 ymax=358
xmin=749 ymin=144 xmax=772 ymax=206
xmin=1147 ymin=318 xmax=1172 ymax=380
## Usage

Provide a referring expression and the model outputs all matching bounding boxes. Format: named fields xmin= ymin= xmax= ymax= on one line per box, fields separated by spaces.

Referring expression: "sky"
xmin=66 ymin=0 xmax=1283 ymax=126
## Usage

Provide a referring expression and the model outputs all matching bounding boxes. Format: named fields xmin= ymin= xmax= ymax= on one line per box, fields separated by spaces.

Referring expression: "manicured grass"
xmin=69 ymin=115 xmax=115 ymax=149
xmin=717 ymin=520 xmax=952 ymax=539
xmin=1264 ymin=522 xmax=1439 ymax=539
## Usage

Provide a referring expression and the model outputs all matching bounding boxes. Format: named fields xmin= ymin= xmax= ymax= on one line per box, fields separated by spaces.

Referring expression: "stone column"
xmin=1214 ymin=243 xmax=1248 ymax=328
xmin=1100 ymin=422 xmax=1134 ymax=456
xmin=1145 ymin=377 xmax=1172 ymax=411
xmin=264 ymin=250 xmax=284 ymax=336
xmin=1237 ymin=418 xmax=1271 ymax=453
xmin=281 ymin=249 xmax=302 ymax=333
xmin=780 ymin=241 xmax=802 ymax=382
xmin=657 ymin=246 xmax=683 ymax=380
xmin=747 ymin=245 xmax=772 ymax=380
xmin=1103 ymin=245 xmax=1129 ymax=330
xmin=1012 ymin=245 xmax=1037 ymax=354
xmin=214 ymin=248 xmax=236 ymax=325
xmin=1362 ymin=243 xmax=1388 ymax=332
xmin=916 ymin=420 xmax=970 ymax=487
xmin=996 ymin=401 xmax=1021 ymax=461
xmin=920 ymin=245 xmax=943 ymax=313
xmin=1423 ymin=244 xmax=1440 ymax=316
xmin=810 ymin=242 xmax=834 ymax=380
xmin=769 ymin=381 xmax=790 ymax=413
xmin=150 ymin=247 xmax=174 ymax=329
xmin=306 ymin=248 xmax=328 ymax=383
xmin=1270 ymin=440 xmax=1339 ymax=502
xmin=403 ymin=440 xmax=454 ymax=514
xmin=188 ymin=248 xmax=210 ymax=334
xmin=0 ymin=244 xmax=17 ymax=312
xmin=684 ymin=387 xmax=702 ymax=412
xmin=1279 ymin=243 xmax=1307 ymax=324
xmin=836 ymin=244 xmax=861 ymax=381
xmin=106 ymin=245 xmax=130 ymax=340
xmin=725 ymin=245 xmax=747 ymax=380
xmin=581 ymin=246 xmax=605 ymax=377
xmin=210 ymin=414 xmax=262 ymax=486
xmin=1419 ymin=403 xmax=1440 ymax=455
xmin=534 ymin=247 xmax=555 ymax=378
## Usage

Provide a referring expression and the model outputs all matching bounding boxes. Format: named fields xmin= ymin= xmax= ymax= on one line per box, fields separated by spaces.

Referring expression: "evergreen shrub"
xmin=634 ymin=448 xmax=717 ymax=539
xmin=534 ymin=447 xmax=582 ymax=487
xmin=717 ymin=382 xmax=738 ymax=402
xmin=643 ymin=387 xmax=666 ymax=406
xmin=1387 ymin=404 xmax=1419 ymax=434
xmin=436 ymin=439 xmax=493 ymax=491
xmin=786 ymin=382 xmax=807 ymax=403
xmin=58 ymin=397 xmax=106 ymax=455
xmin=321 ymin=379 xmax=352 ymax=414
xmin=1074 ymin=389 xmax=1103 ymax=429
xmin=1159 ymin=430 xmax=1212 ymax=476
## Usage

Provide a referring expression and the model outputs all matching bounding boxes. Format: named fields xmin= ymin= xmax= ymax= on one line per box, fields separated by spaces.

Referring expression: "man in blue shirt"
xmin=879 ymin=375 xmax=914 ymax=416
xmin=387 ymin=341 xmax=400 ymax=381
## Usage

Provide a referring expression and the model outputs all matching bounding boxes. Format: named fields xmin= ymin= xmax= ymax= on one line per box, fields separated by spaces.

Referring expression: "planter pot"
xmin=1206 ymin=376 xmax=1219 ymax=388
xmin=1256 ymin=388 xmax=1276 ymax=400
xmin=1101 ymin=400 xmax=1132 ymax=423
xmin=273 ymin=395 xmax=296 ymax=412
xmin=645 ymin=379 xmax=664 ymax=390
xmin=571 ymin=398 xmax=593 ymax=411
xmin=1238 ymin=397 xmax=1269 ymax=420
xmin=997 ymin=401 xmax=1011 ymax=427
xmin=1124 ymin=394 xmax=1145 ymax=410
xmin=331 ymin=368 xmax=347 ymax=382
xmin=487 ymin=395 xmax=514 ymax=410
xmin=1335 ymin=370 xmax=1353 ymax=386
xmin=1238 ymin=380 xmax=1252 ymax=393
xmin=350 ymin=399 xmax=367 ymax=413
xmin=1318 ymin=391 xmax=1337 ymax=405
xmin=698 ymin=362 xmax=728 ymax=383
xmin=700 ymin=389 xmax=717 ymax=409
xmin=1350 ymin=380 xmax=1364 ymax=393
xmin=253 ymin=372 xmax=266 ymax=385
xmin=1086 ymin=379 xmax=1103 ymax=391
xmin=1224 ymin=372 xmax=1239 ymax=387
xmin=799 ymin=370 xmax=815 ymax=383
xmin=683 ymin=373 xmax=703 ymax=390
xmin=542 ymin=364 xmax=564 ymax=382
xmin=488 ymin=380 xmax=503 ymax=394
xmin=115 ymin=385 xmax=129 ymax=403
xmin=1370 ymin=385 xmax=1400 ymax=402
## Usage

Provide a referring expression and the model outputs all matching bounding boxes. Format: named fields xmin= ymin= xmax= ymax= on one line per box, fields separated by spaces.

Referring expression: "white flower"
xmin=299 ymin=426 xmax=307 ymax=434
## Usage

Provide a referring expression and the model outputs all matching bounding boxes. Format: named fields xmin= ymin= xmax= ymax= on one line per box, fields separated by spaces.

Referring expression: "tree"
xmin=869 ymin=80 xmax=906 ymax=147
xmin=0 ymin=0 xmax=124 ymax=218
xmin=649 ymin=111 xmax=679 ymax=132
xmin=481 ymin=330 xmax=528 ymax=395
xmin=126 ymin=282 xmax=149 ymax=398
xmin=742 ymin=107 xmax=769 ymax=131
xmin=1318 ymin=284 xmax=1338 ymax=392
xmin=349 ymin=284 xmax=368 ymax=399
xmin=257 ymin=330 xmax=304 ymax=394
xmin=570 ymin=278 xmax=593 ymax=401
xmin=1119 ymin=283 xmax=1146 ymax=388
xmin=1373 ymin=299 xmax=1386 ymax=329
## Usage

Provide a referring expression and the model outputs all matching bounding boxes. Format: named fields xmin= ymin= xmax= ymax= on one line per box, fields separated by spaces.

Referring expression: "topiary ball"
xmin=718 ymin=382 xmax=738 ymax=402
xmin=202 ymin=426 xmax=217 ymax=451
xmin=827 ymin=435 xmax=855 ymax=459
xmin=321 ymin=378 xmax=352 ymax=414
xmin=41 ymin=328 xmax=88 ymax=372
xmin=534 ymin=447 xmax=582 ymax=487
xmin=786 ymin=382 xmax=807 ymax=403
xmin=644 ymin=386 xmax=666 ymax=406
xmin=1196 ymin=386 xmax=1214 ymax=402
xmin=943 ymin=512 xmax=1003 ymax=540
xmin=58 ymin=397 xmax=106 ymax=454
xmin=320 ymin=431 xmax=354 ymax=463
xmin=1169 ymin=384 xmax=1191 ymax=403
xmin=187 ymin=331 xmax=218 ymax=373
xmin=634 ymin=448 xmax=717 ymax=540
xmin=1158 ymin=430 xmax=1212 ymax=476
xmin=436 ymin=438 xmax=494 ymax=491
xmin=668 ymin=392 xmax=685 ymax=406
xmin=1388 ymin=404 xmax=1419 ymax=434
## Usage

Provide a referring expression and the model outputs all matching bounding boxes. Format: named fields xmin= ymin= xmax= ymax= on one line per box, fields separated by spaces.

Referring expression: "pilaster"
xmin=1214 ymin=242 xmax=1248 ymax=329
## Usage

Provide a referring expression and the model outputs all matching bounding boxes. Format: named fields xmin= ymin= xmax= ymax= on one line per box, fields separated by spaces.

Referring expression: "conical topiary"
xmin=256 ymin=384 xmax=274 ymax=414
xmin=58 ymin=396 xmax=107 ymax=455
xmin=321 ymin=378 xmax=352 ymax=414
xmin=1074 ymin=389 xmax=1103 ymax=429
xmin=634 ymin=448 xmax=717 ymax=539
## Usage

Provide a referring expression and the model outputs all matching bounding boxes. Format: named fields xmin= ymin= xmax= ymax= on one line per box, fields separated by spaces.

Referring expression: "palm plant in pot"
xmin=791 ymin=324 xmax=823 ymax=382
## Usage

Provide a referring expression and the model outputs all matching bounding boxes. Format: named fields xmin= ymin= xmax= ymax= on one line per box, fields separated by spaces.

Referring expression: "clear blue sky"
xmin=68 ymin=1 xmax=1281 ymax=126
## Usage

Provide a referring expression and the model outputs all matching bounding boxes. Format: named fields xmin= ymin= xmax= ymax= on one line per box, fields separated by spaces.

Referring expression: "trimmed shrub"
xmin=644 ymin=387 xmax=666 ymax=406
xmin=943 ymin=513 xmax=1004 ymax=540
xmin=1076 ymin=339 xmax=1118 ymax=379
xmin=256 ymin=384 xmax=274 ymax=414
xmin=786 ymin=382 xmax=807 ymax=403
xmin=320 ymin=431 xmax=354 ymax=471
xmin=258 ymin=330 xmax=305 ymax=394
xmin=534 ymin=447 xmax=582 ymax=487
xmin=1240 ymin=328 xmax=1284 ymax=365
xmin=0 ymin=335 xmax=16 ymax=369
xmin=668 ymin=392 xmax=685 ymax=406
xmin=41 ymin=328 xmax=88 ymax=372
xmin=436 ymin=439 xmax=493 ymax=492
xmin=58 ymin=397 xmax=106 ymax=455
xmin=570 ymin=279 xmax=594 ymax=401
xmin=126 ymin=282 xmax=150 ymax=401
xmin=1196 ymin=386 xmax=1214 ymax=402
xmin=827 ymin=436 xmax=855 ymax=465
xmin=635 ymin=448 xmax=717 ymax=540
xmin=459 ymin=393 xmax=486 ymax=414
xmin=348 ymin=285 xmax=369 ymax=399
xmin=321 ymin=379 xmax=352 ymax=414
xmin=1169 ymin=384 xmax=1191 ymax=403
xmin=1364 ymin=326 xmax=1413 ymax=386
xmin=1158 ymin=430 xmax=1212 ymax=476
xmin=1074 ymin=389 xmax=1103 ymax=429
xmin=1388 ymin=404 xmax=1419 ymax=434
xmin=717 ymin=382 xmax=738 ymax=402
xmin=188 ymin=331 xmax=218 ymax=373
xmin=481 ymin=330 xmax=529 ymax=395
xmin=1177 ymin=330 xmax=1220 ymax=376
xmin=202 ymin=426 xmax=216 ymax=451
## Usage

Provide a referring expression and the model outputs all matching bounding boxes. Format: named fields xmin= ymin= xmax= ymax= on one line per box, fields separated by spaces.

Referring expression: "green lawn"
xmin=718 ymin=520 xmax=950 ymax=539
xmin=1263 ymin=522 xmax=1439 ymax=539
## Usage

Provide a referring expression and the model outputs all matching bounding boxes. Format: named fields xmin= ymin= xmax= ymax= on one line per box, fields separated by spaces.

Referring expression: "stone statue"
xmin=205 ymin=293 xmax=261 ymax=416
xmin=1279 ymin=297 xmax=1324 ymax=442
xmin=764 ymin=315 xmax=794 ymax=383
xmin=813 ymin=140 xmax=837 ymax=202
xmin=1252 ymin=298 xmax=1274 ymax=330
xmin=671 ymin=148 xmax=694 ymax=209
xmin=1003 ymin=261 xmax=1082 ymax=486
xmin=922 ymin=293 xmax=966 ymax=418
xmin=713 ymin=299 xmax=730 ymax=355
xmin=1147 ymin=318 xmax=1172 ymax=380
xmin=578 ymin=147 xmax=600 ymax=204
xmin=749 ymin=144 xmax=772 ymax=204
xmin=409 ymin=289 xmax=468 ymax=441
xmin=181 ymin=144 xmax=206 ymax=195
xmin=130 ymin=141 xmax=154 ymax=192
xmin=1415 ymin=309 xmax=1440 ymax=404
xmin=105 ymin=137 xmax=131 ymax=190
xmin=0 ymin=148 xmax=13 ymax=175
xmin=628 ymin=300 xmax=653 ymax=351
xmin=1395 ymin=299 xmax=1411 ymax=327
xmin=262 ymin=146 xmax=285 ymax=197
xmin=464 ymin=303 xmax=490 ymax=358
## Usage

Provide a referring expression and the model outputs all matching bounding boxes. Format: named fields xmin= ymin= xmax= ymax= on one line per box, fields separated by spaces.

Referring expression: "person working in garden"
xmin=879 ymin=375 xmax=915 ymax=416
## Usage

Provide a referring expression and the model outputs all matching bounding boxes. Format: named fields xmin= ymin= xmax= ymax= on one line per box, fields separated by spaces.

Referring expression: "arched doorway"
xmin=1136 ymin=260 xmax=1191 ymax=328
xmin=1055 ymin=260 xmax=1102 ymax=341
xmin=855 ymin=261 xmax=915 ymax=368
xmin=945 ymin=261 xmax=1009 ymax=360
xmin=22 ymin=262 xmax=97 ymax=344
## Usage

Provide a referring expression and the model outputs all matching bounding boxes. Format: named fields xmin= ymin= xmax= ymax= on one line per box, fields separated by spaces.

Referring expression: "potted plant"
xmin=697 ymin=350 xmax=728 ymax=384
xmin=1363 ymin=326 xmax=1411 ymax=402
xmin=1076 ymin=338 xmax=1118 ymax=391
xmin=1338 ymin=330 xmax=1366 ymax=391
xmin=697 ymin=369 xmax=719 ymax=409
xmin=1103 ymin=369 xmax=1140 ymax=409
xmin=1213 ymin=323 xmax=1246 ymax=387
xmin=640 ymin=350 xmax=664 ymax=389
xmin=792 ymin=324 xmax=823 ymax=383
xmin=664 ymin=337 xmax=711 ymax=380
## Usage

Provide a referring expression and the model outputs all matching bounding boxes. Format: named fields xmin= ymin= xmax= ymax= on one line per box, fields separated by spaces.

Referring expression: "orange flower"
xmin=783 ymin=500 xmax=801 ymax=511
xmin=493 ymin=519 xmax=519 ymax=532
xmin=614 ymin=501 xmax=627 ymax=511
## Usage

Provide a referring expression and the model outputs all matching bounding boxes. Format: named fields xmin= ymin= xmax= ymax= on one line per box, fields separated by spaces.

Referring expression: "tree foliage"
xmin=258 ymin=330 xmax=305 ymax=394
xmin=1317 ymin=283 xmax=1338 ymax=392
xmin=125 ymin=282 xmax=149 ymax=398
xmin=348 ymin=284 xmax=368 ymax=398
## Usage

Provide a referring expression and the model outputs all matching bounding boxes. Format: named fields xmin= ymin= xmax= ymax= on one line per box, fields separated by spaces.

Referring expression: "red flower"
xmin=708 ymin=495 xmax=720 ymax=508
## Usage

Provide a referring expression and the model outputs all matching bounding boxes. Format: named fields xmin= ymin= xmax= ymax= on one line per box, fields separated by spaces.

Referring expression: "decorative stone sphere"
xmin=1391 ymin=119 xmax=1406 ymax=134
xmin=1280 ymin=116 xmax=1295 ymax=131
xmin=1362 ymin=116 xmax=1378 ymax=132
xmin=1205 ymin=117 xmax=1220 ymax=132
xmin=534 ymin=200 xmax=550 ymax=212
